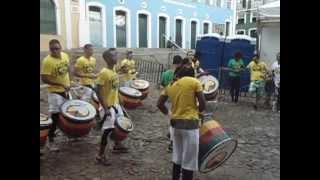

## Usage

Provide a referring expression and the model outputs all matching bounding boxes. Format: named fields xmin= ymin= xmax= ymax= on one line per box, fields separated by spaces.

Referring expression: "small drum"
xmin=198 ymin=113 xmax=237 ymax=173
xmin=110 ymin=116 xmax=134 ymax=142
xmin=119 ymin=87 xmax=142 ymax=109
xmin=198 ymin=75 xmax=219 ymax=101
xmin=130 ymin=79 xmax=150 ymax=100
xmin=40 ymin=113 xmax=52 ymax=147
xmin=58 ymin=100 xmax=96 ymax=138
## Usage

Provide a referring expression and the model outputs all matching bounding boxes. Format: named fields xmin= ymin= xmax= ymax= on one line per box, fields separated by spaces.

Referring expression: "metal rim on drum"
xmin=199 ymin=75 xmax=219 ymax=95
xmin=115 ymin=116 xmax=134 ymax=133
xmin=40 ymin=113 xmax=52 ymax=130
xmin=119 ymin=87 xmax=142 ymax=98
xmin=130 ymin=79 xmax=149 ymax=90
xmin=199 ymin=138 xmax=237 ymax=173
xmin=60 ymin=100 xmax=96 ymax=123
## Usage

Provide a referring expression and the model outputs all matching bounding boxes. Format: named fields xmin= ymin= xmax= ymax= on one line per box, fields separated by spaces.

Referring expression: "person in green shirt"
xmin=160 ymin=55 xmax=182 ymax=153
xmin=227 ymin=52 xmax=245 ymax=103
xmin=160 ymin=55 xmax=183 ymax=89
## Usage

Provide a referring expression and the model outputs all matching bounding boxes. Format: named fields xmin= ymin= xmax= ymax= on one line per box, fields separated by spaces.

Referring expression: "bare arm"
xmin=157 ymin=95 xmax=169 ymax=115
xmin=195 ymin=91 xmax=206 ymax=112
xmin=73 ymin=67 xmax=96 ymax=79
xmin=96 ymin=84 xmax=111 ymax=116
xmin=41 ymin=74 xmax=68 ymax=90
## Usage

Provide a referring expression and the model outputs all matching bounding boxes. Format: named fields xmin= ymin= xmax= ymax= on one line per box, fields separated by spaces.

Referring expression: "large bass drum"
xmin=40 ymin=113 xmax=52 ymax=147
xmin=198 ymin=113 xmax=237 ymax=173
xmin=119 ymin=87 xmax=142 ymax=109
xmin=198 ymin=75 xmax=219 ymax=101
xmin=130 ymin=79 xmax=150 ymax=100
xmin=58 ymin=100 xmax=96 ymax=138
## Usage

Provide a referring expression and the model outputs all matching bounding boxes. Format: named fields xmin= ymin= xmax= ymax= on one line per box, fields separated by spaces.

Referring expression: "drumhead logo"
xmin=83 ymin=64 xmax=95 ymax=73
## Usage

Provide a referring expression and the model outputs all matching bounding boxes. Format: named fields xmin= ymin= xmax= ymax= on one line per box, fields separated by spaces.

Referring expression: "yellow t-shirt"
xmin=40 ymin=52 xmax=70 ymax=93
xmin=162 ymin=77 xmax=203 ymax=120
xmin=247 ymin=61 xmax=268 ymax=81
xmin=120 ymin=58 xmax=136 ymax=81
xmin=96 ymin=67 xmax=120 ymax=107
xmin=75 ymin=56 xmax=96 ymax=86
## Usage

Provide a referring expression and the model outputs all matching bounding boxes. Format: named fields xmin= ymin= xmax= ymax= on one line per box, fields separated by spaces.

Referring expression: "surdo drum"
xmin=58 ymin=100 xmax=96 ymax=138
xmin=110 ymin=116 xmax=134 ymax=142
xmin=198 ymin=75 xmax=219 ymax=101
xmin=198 ymin=113 xmax=237 ymax=173
xmin=119 ymin=87 xmax=142 ymax=109
xmin=130 ymin=79 xmax=150 ymax=100
xmin=40 ymin=113 xmax=52 ymax=147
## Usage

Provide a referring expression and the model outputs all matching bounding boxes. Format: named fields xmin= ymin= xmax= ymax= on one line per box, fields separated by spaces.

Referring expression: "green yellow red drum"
xmin=198 ymin=114 xmax=237 ymax=173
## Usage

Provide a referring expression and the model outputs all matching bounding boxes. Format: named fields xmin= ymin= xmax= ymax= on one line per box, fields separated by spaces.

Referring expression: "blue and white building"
xmin=78 ymin=0 xmax=236 ymax=49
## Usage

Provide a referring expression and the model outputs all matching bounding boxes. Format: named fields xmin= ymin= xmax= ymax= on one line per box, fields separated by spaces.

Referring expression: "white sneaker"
xmin=46 ymin=141 xmax=60 ymax=152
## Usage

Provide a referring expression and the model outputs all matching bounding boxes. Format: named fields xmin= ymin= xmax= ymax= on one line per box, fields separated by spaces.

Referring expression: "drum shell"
xmin=40 ymin=128 xmax=49 ymax=146
xmin=198 ymin=119 xmax=236 ymax=173
xmin=137 ymin=88 xmax=149 ymax=100
xmin=110 ymin=127 xmax=129 ymax=141
xmin=119 ymin=91 xmax=142 ymax=109
xmin=204 ymin=91 xmax=218 ymax=101
xmin=57 ymin=114 xmax=94 ymax=138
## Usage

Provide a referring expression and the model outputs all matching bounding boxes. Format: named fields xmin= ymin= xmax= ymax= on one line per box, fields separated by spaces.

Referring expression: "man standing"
xmin=160 ymin=55 xmax=183 ymax=152
xmin=74 ymin=44 xmax=97 ymax=89
xmin=271 ymin=52 xmax=280 ymax=112
xmin=247 ymin=54 xmax=268 ymax=110
xmin=157 ymin=66 xmax=206 ymax=180
xmin=119 ymin=50 xmax=137 ymax=87
xmin=227 ymin=52 xmax=245 ymax=103
xmin=41 ymin=39 xmax=71 ymax=151
xmin=96 ymin=48 xmax=129 ymax=166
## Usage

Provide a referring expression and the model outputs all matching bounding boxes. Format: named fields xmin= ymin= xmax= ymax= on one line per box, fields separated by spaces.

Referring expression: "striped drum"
xmin=198 ymin=113 xmax=237 ymax=173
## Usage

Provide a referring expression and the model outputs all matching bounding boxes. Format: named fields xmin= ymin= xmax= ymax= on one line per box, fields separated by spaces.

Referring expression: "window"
xmin=249 ymin=29 xmax=257 ymax=38
xmin=203 ymin=23 xmax=209 ymax=34
xmin=237 ymin=12 xmax=245 ymax=24
xmin=242 ymin=0 xmax=246 ymax=9
xmin=213 ymin=23 xmax=225 ymax=35
xmin=116 ymin=10 xmax=127 ymax=47
xmin=216 ymin=0 xmax=222 ymax=7
xmin=251 ymin=11 xmax=257 ymax=23
xmin=247 ymin=0 xmax=252 ymax=9
xmin=225 ymin=21 xmax=230 ymax=36
xmin=236 ymin=30 xmax=245 ymax=35
xmin=40 ymin=0 xmax=57 ymax=34
xmin=226 ymin=0 xmax=232 ymax=9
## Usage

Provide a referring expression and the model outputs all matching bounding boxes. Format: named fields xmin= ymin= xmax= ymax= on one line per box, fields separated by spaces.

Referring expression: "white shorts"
xmin=48 ymin=93 xmax=67 ymax=113
xmin=172 ymin=128 xmax=199 ymax=171
xmin=100 ymin=104 xmax=124 ymax=130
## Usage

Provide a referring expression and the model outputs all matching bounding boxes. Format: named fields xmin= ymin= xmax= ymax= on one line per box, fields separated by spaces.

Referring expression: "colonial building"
xmin=41 ymin=0 xmax=236 ymax=50
xmin=235 ymin=0 xmax=278 ymax=38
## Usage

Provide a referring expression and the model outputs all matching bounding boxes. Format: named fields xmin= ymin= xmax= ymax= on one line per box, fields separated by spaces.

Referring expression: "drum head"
xmin=60 ymin=100 xmax=96 ymax=121
xmin=40 ymin=113 xmax=52 ymax=126
xmin=198 ymin=75 xmax=219 ymax=95
xmin=199 ymin=138 xmax=237 ymax=173
xmin=130 ymin=79 xmax=149 ymax=90
xmin=119 ymin=87 xmax=142 ymax=98
xmin=116 ymin=116 xmax=134 ymax=132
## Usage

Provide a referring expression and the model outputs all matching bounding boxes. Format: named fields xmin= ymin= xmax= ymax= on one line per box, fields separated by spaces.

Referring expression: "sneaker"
xmin=46 ymin=141 xmax=60 ymax=152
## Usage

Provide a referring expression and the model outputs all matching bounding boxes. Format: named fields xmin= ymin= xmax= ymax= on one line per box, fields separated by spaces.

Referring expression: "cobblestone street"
xmin=40 ymin=85 xmax=280 ymax=180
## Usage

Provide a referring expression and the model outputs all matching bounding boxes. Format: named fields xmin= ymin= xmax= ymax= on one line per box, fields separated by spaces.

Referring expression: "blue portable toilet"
xmin=195 ymin=33 xmax=223 ymax=78
xmin=220 ymin=35 xmax=256 ymax=91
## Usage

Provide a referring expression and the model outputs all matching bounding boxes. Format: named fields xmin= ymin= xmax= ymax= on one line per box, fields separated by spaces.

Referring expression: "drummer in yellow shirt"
xmin=157 ymin=66 xmax=206 ymax=180
xmin=41 ymin=39 xmax=71 ymax=151
xmin=246 ymin=54 xmax=268 ymax=110
xmin=119 ymin=50 xmax=137 ymax=87
xmin=96 ymin=48 xmax=129 ymax=166
xmin=74 ymin=44 xmax=97 ymax=89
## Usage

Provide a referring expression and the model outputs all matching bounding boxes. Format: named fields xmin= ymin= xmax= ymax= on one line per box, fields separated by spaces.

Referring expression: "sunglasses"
xmin=50 ymin=47 xmax=61 ymax=51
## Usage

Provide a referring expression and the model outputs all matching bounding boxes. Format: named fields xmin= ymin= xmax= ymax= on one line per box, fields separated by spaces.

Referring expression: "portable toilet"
xmin=220 ymin=35 xmax=256 ymax=91
xmin=195 ymin=33 xmax=223 ymax=78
